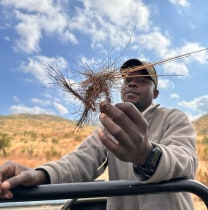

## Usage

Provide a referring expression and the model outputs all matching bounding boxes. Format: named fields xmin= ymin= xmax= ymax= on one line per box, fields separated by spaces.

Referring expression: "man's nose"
xmin=128 ymin=79 xmax=138 ymax=87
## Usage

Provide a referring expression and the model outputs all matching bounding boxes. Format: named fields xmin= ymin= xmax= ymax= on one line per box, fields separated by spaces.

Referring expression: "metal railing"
xmin=0 ymin=178 xmax=208 ymax=208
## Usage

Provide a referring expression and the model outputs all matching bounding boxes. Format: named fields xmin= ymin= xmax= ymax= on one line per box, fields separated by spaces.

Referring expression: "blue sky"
xmin=1 ymin=0 xmax=208 ymax=123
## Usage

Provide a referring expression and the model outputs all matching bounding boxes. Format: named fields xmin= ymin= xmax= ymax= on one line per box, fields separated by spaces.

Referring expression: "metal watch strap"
xmin=133 ymin=143 xmax=162 ymax=179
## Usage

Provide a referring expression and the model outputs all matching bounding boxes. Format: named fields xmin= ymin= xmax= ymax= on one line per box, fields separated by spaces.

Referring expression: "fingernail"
xmin=100 ymin=113 xmax=106 ymax=119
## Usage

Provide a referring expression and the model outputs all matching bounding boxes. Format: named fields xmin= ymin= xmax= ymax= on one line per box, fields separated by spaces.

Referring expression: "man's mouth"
xmin=125 ymin=91 xmax=139 ymax=96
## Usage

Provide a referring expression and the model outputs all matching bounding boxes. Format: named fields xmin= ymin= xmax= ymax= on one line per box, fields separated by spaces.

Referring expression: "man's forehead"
xmin=125 ymin=69 xmax=150 ymax=77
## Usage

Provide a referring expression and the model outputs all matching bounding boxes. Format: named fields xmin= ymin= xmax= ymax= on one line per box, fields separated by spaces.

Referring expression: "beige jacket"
xmin=38 ymin=104 xmax=197 ymax=210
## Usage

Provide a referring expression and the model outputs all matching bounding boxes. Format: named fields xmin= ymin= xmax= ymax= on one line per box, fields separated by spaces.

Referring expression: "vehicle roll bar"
xmin=1 ymin=178 xmax=208 ymax=207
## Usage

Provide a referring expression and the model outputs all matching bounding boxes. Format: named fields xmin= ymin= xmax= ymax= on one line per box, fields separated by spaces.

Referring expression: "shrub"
xmin=0 ymin=133 xmax=11 ymax=156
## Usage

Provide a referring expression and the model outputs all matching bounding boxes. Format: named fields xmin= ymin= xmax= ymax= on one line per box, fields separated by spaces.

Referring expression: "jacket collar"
xmin=142 ymin=103 xmax=160 ymax=117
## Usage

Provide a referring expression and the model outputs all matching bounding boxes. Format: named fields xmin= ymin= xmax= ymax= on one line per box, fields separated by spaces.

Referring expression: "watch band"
xmin=133 ymin=143 xmax=162 ymax=179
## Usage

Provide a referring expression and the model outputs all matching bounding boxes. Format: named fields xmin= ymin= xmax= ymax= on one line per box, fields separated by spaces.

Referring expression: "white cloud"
xmin=137 ymin=32 xmax=208 ymax=69
xmin=179 ymin=95 xmax=208 ymax=114
xmin=144 ymin=40 xmax=208 ymax=77
xmin=3 ymin=0 xmax=205 ymax=65
xmin=169 ymin=0 xmax=190 ymax=7
xmin=0 ymin=0 xmax=61 ymax=12
xmin=14 ymin=11 xmax=41 ymax=53
xmin=43 ymin=93 xmax=53 ymax=99
xmin=161 ymin=43 xmax=208 ymax=65
xmin=1 ymin=0 xmax=77 ymax=53
xmin=53 ymin=102 xmax=68 ymax=115
xmin=170 ymin=93 xmax=179 ymax=99
xmin=178 ymin=43 xmax=208 ymax=64
xmin=1 ymin=0 xmax=153 ymax=54
xmin=32 ymin=98 xmax=51 ymax=106
xmin=158 ymin=79 xmax=174 ymax=89
xmin=83 ymin=0 xmax=151 ymax=30
xmin=9 ymin=104 xmax=55 ymax=115
xmin=63 ymin=93 xmax=83 ymax=106
xmin=20 ymin=55 xmax=68 ymax=85
xmin=137 ymin=30 xmax=171 ymax=55
xmin=70 ymin=0 xmax=153 ymax=51
xmin=163 ymin=61 xmax=189 ymax=76
xmin=13 ymin=96 xmax=19 ymax=102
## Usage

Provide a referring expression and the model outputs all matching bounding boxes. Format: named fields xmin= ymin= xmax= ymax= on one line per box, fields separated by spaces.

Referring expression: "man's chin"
xmin=123 ymin=98 xmax=138 ymax=105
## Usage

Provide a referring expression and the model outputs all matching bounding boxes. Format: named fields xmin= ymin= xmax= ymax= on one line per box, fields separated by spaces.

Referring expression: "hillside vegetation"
xmin=192 ymin=114 xmax=208 ymax=187
xmin=0 ymin=113 xmax=207 ymax=209
xmin=192 ymin=113 xmax=208 ymax=136
xmin=0 ymin=114 xmax=95 ymax=167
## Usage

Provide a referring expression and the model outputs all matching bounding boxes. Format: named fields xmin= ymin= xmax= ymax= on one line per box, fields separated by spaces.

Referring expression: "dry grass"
xmin=0 ymin=114 xmax=95 ymax=167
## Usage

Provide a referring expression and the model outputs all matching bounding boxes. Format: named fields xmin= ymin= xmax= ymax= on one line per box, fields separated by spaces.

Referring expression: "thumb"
xmin=0 ymin=181 xmax=14 ymax=199
xmin=1 ymin=172 xmax=28 ymax=190
xmin=1 ymin=181 xmax=12 ymax=191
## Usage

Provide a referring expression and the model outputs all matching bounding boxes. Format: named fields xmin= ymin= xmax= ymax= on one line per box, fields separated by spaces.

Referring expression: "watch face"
xmin=134 ymin=144 xmax=162 ymax=179
xmin=146 ymin=146 xmax=162 ymax=172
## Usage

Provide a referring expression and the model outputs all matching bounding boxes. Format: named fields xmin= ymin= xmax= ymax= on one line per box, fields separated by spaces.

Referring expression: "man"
xmin=0 ymin=59 xmax=197 ymax=209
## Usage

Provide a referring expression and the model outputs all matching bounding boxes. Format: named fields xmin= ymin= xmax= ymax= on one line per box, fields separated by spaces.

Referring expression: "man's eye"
xmin=124 ymin=78 xmax=149 ymax=84
xmin=124 ymin=78 xmax=131 ymax=83
xmin=138 ymin=79 xmax=147 ymax=83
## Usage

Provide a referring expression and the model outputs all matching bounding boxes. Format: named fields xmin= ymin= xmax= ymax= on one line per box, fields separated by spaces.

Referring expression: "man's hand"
xmin=99 ymin=101 xmax=152 ymax=165
xmin=0 ymin=160 xmax=49 ymax=199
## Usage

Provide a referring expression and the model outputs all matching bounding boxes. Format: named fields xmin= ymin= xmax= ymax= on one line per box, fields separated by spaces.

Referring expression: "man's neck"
xmin=141 ymin=104 xmax=154 ymax=115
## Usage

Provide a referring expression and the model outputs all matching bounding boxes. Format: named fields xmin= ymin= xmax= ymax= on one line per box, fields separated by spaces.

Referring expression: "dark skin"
xmin=0 ymin=70 xmax=159 ymax=199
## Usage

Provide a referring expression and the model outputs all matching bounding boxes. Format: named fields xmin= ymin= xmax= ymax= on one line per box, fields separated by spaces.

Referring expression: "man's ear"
xmin=153 ymin=89 xmax=159 ymax=99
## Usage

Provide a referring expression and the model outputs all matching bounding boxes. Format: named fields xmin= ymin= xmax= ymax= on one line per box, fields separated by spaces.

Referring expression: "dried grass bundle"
xmin=46 ymin=64 xmax=119 ymax=127
xmin=46 ymin=47 xmax=208 ymax=128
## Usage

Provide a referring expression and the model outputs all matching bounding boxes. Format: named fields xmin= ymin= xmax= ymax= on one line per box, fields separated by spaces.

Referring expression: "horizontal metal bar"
xmin=0 ymin=179 xmax=208 ymax=207
xmin=0 ymin=199 xmax=69 ymax=208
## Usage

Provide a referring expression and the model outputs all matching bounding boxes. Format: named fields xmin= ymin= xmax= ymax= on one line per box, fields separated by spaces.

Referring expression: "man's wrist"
xmin=133 ymin=143 xmax=162 ymax=179
xmin=35 ymin=169 xmax=50 ymax=184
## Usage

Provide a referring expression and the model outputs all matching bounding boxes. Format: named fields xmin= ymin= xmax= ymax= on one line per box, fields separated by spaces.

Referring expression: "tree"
xmin=0 ymin=133 xmax=11 ymax=156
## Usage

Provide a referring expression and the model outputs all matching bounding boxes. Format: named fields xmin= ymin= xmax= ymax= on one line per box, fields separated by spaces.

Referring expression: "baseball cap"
xmin=120 ymin=58 xmax=158 ymax=88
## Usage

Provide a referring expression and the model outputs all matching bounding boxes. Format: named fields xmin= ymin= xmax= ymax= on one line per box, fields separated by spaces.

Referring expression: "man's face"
xmin=121 ymin=70 xmax=158 ymax=112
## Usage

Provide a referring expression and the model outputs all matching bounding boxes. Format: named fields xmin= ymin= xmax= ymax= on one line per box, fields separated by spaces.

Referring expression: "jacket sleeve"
xmin=141 ymin=109 xmax=198 ymax=183
xmin=36 ymin=129 xmax=108 ymax=184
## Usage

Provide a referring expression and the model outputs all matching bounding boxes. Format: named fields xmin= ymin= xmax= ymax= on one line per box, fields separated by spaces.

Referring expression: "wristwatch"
xmin=133 ymin=143 xmax=162 ymax=179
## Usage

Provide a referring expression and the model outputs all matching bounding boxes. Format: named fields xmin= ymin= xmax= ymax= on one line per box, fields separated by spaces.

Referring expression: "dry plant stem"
xmin=119 ymin=47 xmax=208 ymax=76
xmin=114 ymin=74 xmax=184 ymax=78
xmin=46 ymin=65 xmax=84 ymax=102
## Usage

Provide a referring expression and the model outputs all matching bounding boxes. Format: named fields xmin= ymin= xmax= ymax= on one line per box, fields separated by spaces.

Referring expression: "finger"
xmin=0 ymin=165 xmax=13 ymax=181
xmin=0 ymin=161 xmax=25 ymax=181
xmin=115 ymin=102 xmax=148 ymax=135
xmin=0 ymin=182 xmax=13 ymax=199
xmin=100 ymin=102 xmax=135 ymax=129
xmin=98 ymin=128 xmax=126 ymax=159
xmin=115 ymin=102 xmax=145 ymax=125
xmin=100 ymin=102 xmax=140 ymax=144
xmin=1 ymin=181 xmax=11 ymax=190
xmin=98 ymin=129 xmax=118 ymax=148
xmin=1 ymin=172 xmax=31 ymax=189
xmin=99 ymin=113 xmax=131 ymax=148
xmin=0 ymin=189 xmax=13 ymax=199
